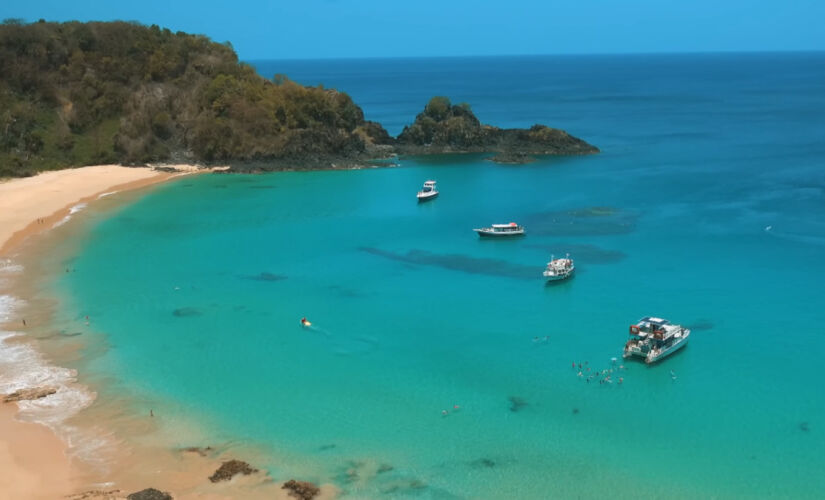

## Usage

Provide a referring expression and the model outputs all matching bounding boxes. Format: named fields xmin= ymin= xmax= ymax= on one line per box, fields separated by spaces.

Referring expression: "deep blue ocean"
xmin=45 ymin=53 xmax=825 ymax=498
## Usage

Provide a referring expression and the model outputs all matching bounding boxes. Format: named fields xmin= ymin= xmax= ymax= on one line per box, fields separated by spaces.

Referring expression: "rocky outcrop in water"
xmin=282 ymin=479 xmax=321 ymax=500
xmin=3 ymin=386 xmax=57 ymax=403
xmin=126 ymin=488 xmax=173 ymax=500
xmin=208 ymin=459 xmax=258 ymax=482
xmin=395 ymin=97 xmax=599 ymax=160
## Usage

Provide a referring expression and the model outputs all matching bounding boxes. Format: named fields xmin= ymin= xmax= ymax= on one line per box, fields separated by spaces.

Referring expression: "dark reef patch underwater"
xmin=359 ymin=247 xmax=536 ymax=279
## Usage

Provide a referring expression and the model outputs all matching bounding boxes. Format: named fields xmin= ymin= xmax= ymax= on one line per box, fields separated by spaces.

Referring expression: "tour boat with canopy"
xmin=543 ymin=254 xmax=575 ymax=281
xmin=473 ymin=222 xmax=525 ymax=237
xmin=623 ymin=316 xmax=690 ymax=364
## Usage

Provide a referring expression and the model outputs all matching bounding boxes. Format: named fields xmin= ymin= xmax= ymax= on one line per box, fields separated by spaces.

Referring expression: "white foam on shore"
xmin=69 ymin=202 xmax=88 ymax=215
xmin=0 ymin=272 xmax=112 ymax=469
xmin=97 ymin=191 xmax=118 ymax=199
xmin=52 ymin=215 xmax=72 ymax=228
xmin=52 ymin=202 xmax=88 ymax=228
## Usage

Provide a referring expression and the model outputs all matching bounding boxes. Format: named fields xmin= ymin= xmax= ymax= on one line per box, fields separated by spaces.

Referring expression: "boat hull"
xmin=417 ymin=192 xmax=439 ymax=202
xmin=474 ymin=229 xmax=524 ymax=237
xmin=645 ymin=336 xmax=689 ymax=364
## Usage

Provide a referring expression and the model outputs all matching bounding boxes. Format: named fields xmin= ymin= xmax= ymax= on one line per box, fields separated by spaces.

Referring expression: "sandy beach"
xmin=0 ymin=165 xmax=176 ymax=499
xmin=0 ymin=164 xmax=337 ymax=499
xmin=0 ymin=165 xmax=171 ymax=498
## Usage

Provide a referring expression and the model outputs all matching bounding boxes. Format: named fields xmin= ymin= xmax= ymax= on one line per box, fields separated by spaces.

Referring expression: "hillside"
xmin=0 ymin=21 xmax=597 ymax=177
xmin=0 ymin=20 xmax=389 ymax=177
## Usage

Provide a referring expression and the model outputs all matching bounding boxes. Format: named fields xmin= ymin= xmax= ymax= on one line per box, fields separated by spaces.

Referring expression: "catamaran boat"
xmin=623 ymin=316 xmax=690 ymax=364
xmin=473 ymin=222 xmax=525 ymax=237
xmin=543 ymin=255 xmax=575 ymax=281
xmin=417 ymin=180 xmax=439 ymax=202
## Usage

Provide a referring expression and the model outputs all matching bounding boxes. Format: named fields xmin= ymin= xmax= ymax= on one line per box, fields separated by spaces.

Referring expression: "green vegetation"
xmin=0 ymin=21 xmax=597 ymax=176
xmin=0 ymin=20 xmax=388 ymax=177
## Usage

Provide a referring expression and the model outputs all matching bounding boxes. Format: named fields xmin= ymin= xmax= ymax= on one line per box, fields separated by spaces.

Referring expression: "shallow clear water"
xmin=52 ymin=53 xmax=825 ymax=498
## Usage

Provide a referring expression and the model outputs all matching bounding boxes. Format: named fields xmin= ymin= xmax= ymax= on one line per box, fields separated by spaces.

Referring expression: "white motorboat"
xmin=543 ymin=255 xmax=574 ymax=281
xmin=417 ymin=180 xmax=439 ymax=202
xmin=473 ymin=222 xmax=525 ymax=237
xmin=623 ymin=316 xmax=690 ymax=364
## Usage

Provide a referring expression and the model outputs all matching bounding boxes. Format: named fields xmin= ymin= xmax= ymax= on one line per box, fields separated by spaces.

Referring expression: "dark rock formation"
xmin=396 ymin=97 xmax=599 ymax=157
xmin=126 ymin=488 xmax=173 ymax=500
xmin=208 ymin=459 xmax=258 ymax=483
xmin=282 ymin=479 xmax=321 ymax=500
xmin=4 ymin=386 xmax=57 ymax=403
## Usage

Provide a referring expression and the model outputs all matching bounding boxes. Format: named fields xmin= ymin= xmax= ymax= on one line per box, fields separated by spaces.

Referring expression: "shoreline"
xmin=0 ymin=164 xmax=336 ymax=499
xmin=1 ymin=165 xmax=183 ymax=499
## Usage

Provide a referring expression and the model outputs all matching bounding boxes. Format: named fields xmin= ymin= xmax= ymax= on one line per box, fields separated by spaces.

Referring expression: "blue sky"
xmin=4 ymin=1 xmax=824 ymax=60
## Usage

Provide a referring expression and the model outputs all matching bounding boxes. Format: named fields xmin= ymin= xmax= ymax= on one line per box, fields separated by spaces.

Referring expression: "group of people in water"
xmin=574 ymin=360 xmax=624 ymax=385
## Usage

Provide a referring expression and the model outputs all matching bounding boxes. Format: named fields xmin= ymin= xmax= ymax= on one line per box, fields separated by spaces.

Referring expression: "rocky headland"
xmin=1 ymin=21 xmax=597 ymax=177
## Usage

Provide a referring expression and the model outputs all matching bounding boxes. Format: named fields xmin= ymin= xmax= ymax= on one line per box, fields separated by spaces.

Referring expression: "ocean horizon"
xmin=3 ymin=52 xmax=824 ymax=498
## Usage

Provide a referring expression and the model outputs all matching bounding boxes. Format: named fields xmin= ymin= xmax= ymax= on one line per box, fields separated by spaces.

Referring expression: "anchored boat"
xmin=473 ymin=222 xmax=525 ymax=237
xmin=417 ymin=180 xmax=439 ymax=202
xmin=543 ymin=255 xmax=575 ymax=281
xmin=623 ymin=316 xmax=690 ymax=364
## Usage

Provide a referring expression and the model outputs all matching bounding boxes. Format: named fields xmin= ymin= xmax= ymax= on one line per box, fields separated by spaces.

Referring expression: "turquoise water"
xmin=57 ymin=54 xmax=824 ymax=498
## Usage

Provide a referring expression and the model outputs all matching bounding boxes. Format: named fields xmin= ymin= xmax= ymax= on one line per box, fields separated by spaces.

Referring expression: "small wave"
xmin=0 ymin=259 xmax=24 ymax=275
xmin=97 ymin=191 xmax=118 ymax=199
xmin=52 ymin=215 xmax=72 ymax=228
xmin=0 ymin=261 xmax=23 ymax=289
xmin=51 ymin=203 xmax=89 ymax=228
xmin=0 ymin=294 xmax=106 ymax=466
xmin=69 ymin=202 xmax=88 ymax=215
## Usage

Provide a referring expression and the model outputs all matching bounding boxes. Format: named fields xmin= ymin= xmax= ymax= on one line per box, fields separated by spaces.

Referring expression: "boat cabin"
xmin=491 ymin=222 xmax=522 ymax=233
xmin=630 ymin=317 xmax=677 ymax=341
